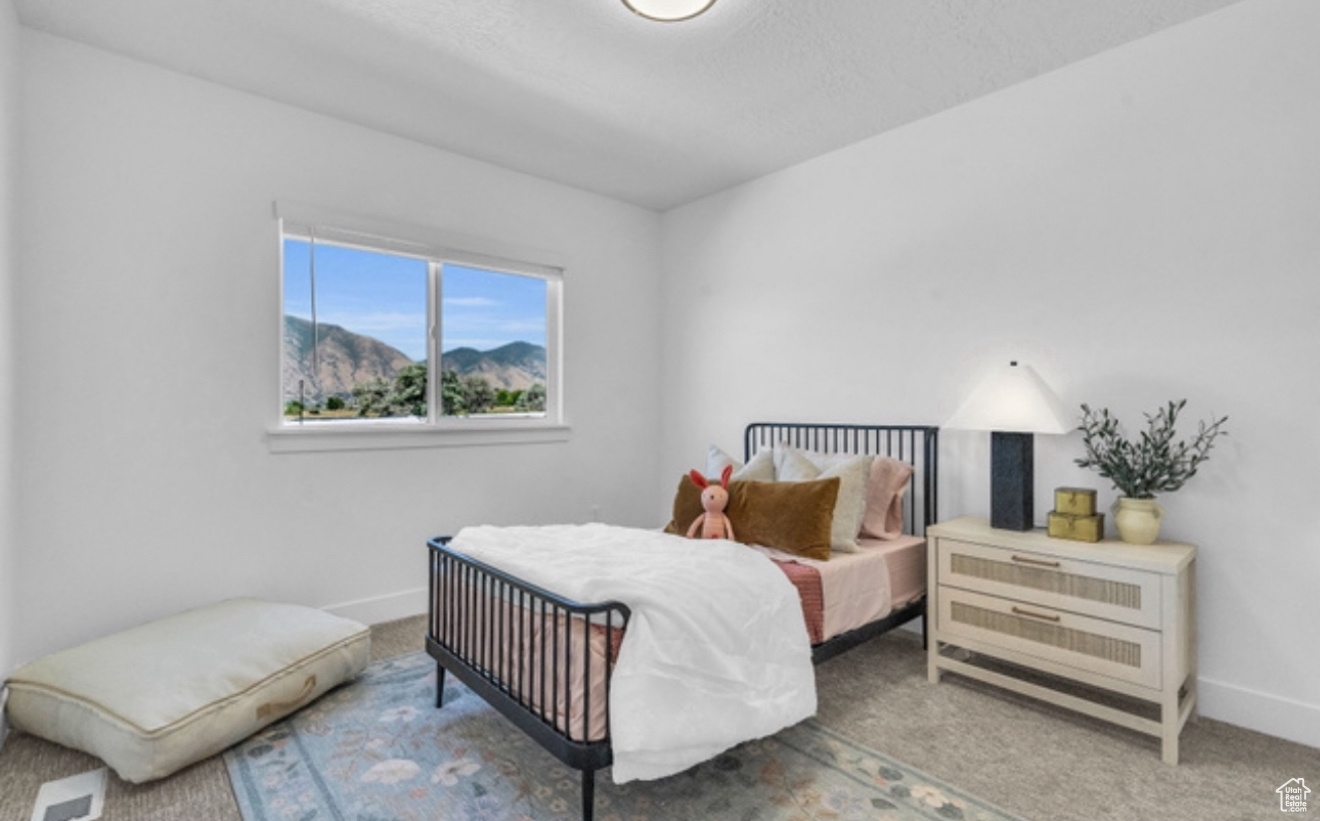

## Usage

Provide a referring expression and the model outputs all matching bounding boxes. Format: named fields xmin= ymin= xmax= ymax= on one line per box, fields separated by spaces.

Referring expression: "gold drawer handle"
xmin=1011 ymin=554 xmax=1061 ymax=568
xmin=1011 ymin=606 xmax=1062 ymax=623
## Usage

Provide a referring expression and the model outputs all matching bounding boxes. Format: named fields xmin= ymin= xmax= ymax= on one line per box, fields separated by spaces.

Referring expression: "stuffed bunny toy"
xmin=685 ymin=465 xmax=736 ymax=541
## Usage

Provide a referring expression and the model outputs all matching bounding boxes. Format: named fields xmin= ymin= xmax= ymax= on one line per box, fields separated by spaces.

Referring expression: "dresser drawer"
xmin=937 ymin=539 xmax=1162 ymax=629
xmin=938 ymin=587 xmax=1162 ymax=689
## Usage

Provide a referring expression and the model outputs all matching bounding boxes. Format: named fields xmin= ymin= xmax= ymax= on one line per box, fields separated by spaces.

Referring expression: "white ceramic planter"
xmin=1112 ymin=497 xmax=1164 ymax=544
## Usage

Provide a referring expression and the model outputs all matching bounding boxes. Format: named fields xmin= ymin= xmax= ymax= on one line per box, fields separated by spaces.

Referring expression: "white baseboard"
xmin=324 ymin=587 xmax=427 ymax=626
xmin=1197 ymin=676 xmax=1320 ymax=750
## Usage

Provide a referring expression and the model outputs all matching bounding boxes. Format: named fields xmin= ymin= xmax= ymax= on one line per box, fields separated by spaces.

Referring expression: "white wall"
xmin=0 ymin=0 xmax=20 ymax=687
xmin=11 ymin=0 xmax=1318 ymax=754
xmin=660 ymin=0 xmax=1320 ymax=747
xmin=13 ymin=31 xmax=663 ymax=663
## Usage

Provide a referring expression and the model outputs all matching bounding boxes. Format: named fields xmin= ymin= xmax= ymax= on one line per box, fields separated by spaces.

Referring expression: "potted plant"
xmin=1075 ymin=400 xmax=1228 ymax=544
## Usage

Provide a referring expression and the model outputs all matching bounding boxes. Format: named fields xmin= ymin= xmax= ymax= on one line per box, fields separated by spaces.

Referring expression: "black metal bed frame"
xmin=426 ymin=422 xmax=938 ymax=821
xmin=426 ymin=544 xmax=628 ymax=820
xmin=742 ymin=422 xmax=939 ymax=662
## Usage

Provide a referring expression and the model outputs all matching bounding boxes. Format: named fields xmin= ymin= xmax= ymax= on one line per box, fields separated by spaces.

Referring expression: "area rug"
xmin=225 ymin=652 xmax=1026 ymax=821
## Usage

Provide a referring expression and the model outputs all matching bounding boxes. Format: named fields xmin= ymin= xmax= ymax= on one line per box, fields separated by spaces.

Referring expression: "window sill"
xmin=267 ymin=421 xmax=571 ymax=453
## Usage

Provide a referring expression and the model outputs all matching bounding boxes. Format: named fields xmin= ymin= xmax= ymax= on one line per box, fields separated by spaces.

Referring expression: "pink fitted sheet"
xmin=861 ymin=534 xmax=928 ymax=610
xmin=751 ymin=534 xmax=926 ymax=642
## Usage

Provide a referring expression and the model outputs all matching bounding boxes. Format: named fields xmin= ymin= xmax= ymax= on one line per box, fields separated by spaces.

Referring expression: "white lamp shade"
xmin=945 ymin=361 xmax=1073 ymax=434
xmin=622 ymin=0 xmax=717 ymax=21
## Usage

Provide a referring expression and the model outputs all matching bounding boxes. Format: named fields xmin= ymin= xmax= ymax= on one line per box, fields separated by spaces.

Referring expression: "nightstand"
xmin=926 ymin=515 xmax=1197 ymax=764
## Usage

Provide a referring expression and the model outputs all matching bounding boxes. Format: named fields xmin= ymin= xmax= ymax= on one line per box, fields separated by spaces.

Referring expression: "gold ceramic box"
xmin=1054 ymin=487 xmax=1098 ymax=517
xmin=1047 ymin=511 xmax=1105 ymax=543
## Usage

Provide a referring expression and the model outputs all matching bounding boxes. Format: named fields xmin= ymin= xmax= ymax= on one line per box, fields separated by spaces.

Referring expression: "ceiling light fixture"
xmin=622 ymin=0 xmax=717 ymax=22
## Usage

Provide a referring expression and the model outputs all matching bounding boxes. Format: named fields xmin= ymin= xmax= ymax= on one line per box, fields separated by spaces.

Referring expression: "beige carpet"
xmin=1 ymin=615 xmax=1313 ymax=821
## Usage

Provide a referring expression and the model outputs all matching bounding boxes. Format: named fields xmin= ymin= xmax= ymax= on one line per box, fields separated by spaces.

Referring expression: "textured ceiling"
xmin=15 ymin=0 xmax=1244 ymax=211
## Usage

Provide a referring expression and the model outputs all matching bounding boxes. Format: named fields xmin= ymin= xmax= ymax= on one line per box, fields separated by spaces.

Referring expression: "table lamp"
xmin=945 ymin=361 xmax=1072 ymax=530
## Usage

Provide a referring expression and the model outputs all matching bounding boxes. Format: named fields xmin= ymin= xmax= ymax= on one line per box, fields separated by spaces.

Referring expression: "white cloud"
xmin=319 ymin=311 xmax=427 ymax=336
xmin=444 ymin=296 xmax=499 ymax=308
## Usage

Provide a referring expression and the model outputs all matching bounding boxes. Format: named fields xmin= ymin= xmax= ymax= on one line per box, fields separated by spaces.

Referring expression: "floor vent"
xmin=29 ymin=768 xmax=106 ymax=821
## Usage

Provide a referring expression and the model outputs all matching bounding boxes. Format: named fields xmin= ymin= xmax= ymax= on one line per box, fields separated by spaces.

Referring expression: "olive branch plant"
xmin=1075 ymin=400 xmax=1229 ymax=500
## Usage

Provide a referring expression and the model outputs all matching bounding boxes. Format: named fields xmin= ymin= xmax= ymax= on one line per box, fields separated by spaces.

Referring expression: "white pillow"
xmin=771 ymin=444 xmax=817 ymax=480
xmin=706 ymin=444 xmax=775 ymax=482
xmin=6 ymin=598 xmax=370 ymax=783
xmin=796 ymin=448 xmax=857 ymax=471
xmin=774 ymin=444 xmax=873 ymax=554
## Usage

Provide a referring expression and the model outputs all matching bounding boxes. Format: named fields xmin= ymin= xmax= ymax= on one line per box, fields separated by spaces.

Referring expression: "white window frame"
xmin=267 ymin=201 xmax=569 ymax=453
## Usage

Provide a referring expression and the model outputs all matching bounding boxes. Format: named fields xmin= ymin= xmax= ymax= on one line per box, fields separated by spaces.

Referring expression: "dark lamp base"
xmin=990 ymin=431 xmax=1034 ymax=531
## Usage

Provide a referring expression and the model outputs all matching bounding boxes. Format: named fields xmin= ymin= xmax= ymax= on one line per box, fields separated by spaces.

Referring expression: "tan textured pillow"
xmin=666 ymin=474 xmax=839 ymax=561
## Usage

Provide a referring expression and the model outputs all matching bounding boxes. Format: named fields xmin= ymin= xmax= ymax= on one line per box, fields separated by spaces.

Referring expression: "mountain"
xmin=282 ymin=315 xmax=547 ymax=404
xmin=442 ymin=341 xmax=546 ymax=391
xmin=282 ymin=315 xmax=414 ymax=404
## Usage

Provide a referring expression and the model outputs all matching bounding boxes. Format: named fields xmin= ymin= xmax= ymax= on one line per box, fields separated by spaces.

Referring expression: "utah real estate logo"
xmin=1277 ymin=778 xmax=1310 ymax=813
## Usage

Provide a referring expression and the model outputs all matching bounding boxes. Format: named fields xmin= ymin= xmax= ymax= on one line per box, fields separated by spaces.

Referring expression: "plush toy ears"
xmin=690 ymin=466 xmax=734 ymax=489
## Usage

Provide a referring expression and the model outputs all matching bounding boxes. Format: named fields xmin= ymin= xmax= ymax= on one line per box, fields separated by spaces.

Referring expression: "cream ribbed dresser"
xmin=926 ymin=516 xmax=1197 ymax=764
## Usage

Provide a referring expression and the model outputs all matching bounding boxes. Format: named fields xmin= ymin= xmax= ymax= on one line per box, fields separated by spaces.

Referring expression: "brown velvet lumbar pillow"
xmin=665 ymin=474 xmax=840 ymax=561
xmin=665 ymin=473 xmax=709 ymax=536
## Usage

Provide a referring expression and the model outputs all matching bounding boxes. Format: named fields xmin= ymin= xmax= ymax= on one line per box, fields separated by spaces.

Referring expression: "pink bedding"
xmin=761 ymin=534 xmax=926 ymax=643
xmin=440 ymin=534 xmax=925 ymax=740
xmin=433 ymin=584 xmax=622 ymax=742
xmin=869 ymin=535 xmax=928 ymax=609
xmin=772 ymin=560 xmax=826 ymax=643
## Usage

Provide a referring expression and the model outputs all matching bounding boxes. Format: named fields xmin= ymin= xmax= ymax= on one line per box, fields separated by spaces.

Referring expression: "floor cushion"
xmin=5 ymin=598 xmax=371 ymax=783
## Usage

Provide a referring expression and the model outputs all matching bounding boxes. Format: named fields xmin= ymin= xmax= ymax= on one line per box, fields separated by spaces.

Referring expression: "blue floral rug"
xmin=225 ymin=652 xmax=1025 ymax=821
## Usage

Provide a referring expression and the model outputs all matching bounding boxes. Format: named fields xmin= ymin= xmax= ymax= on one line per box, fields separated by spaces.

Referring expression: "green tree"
xmin=462 ymin=375 xmax=496 ymax=414
xmin=325 ymin=395 xmax=345 ymax=411
xmin=439 ymin=370 xmax=509 ymax=416
xmin=391 ymin=363 xmax=428 ymax=417
xmin=516 ymin=383 xmax=546 ymax=413
xmin=441 ymin=368 xmax=466 ymax=416
xmin=352 ymin=377 xmax=391 ymax=416
xmin=354 ymin=363 xmax=428 ymax=418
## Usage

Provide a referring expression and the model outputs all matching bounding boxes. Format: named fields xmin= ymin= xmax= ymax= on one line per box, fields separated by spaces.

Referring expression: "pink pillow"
xmin=860 ymin=457 xmax=914 ymax=539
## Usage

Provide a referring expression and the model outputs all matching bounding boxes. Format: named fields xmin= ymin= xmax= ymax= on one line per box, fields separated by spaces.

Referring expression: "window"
xmin=273 ymin=203 xmax=563 ymax=450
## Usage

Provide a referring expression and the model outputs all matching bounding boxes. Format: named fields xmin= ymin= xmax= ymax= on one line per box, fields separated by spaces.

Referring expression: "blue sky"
xmin=283 ymin=239 xmax=546 ymax=361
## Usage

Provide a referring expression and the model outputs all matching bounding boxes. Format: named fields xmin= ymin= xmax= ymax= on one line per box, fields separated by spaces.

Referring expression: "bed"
xmin=425 ymin=421 xmax=938 ymax=821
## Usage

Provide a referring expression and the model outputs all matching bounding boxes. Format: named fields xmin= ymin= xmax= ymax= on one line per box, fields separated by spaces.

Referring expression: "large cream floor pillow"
xmin=5 ymin=598 xmax=370 ymax=783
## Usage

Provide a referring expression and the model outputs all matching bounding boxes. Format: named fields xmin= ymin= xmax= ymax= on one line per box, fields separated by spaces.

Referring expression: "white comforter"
xmin=449 ymin=523 xmax=816 ymax=783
